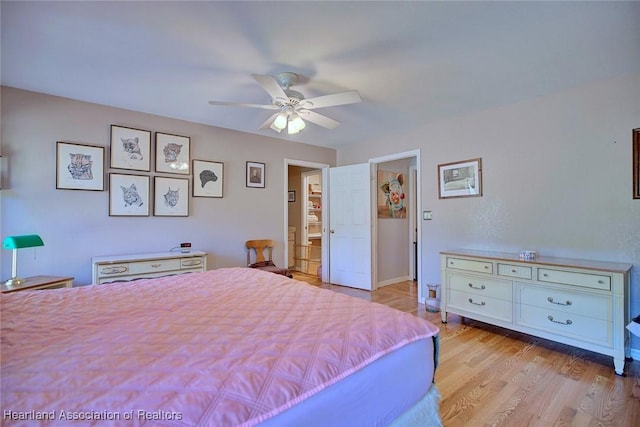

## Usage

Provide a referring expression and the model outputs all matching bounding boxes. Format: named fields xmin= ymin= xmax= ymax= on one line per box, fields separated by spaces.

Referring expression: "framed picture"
xmin=438 ymin=158 xmax=482 ymax=199
xmin=246 ymin=161 xmax=265 ymax=188
xmin=193 ymin=159 xmax=223 ymax=198
xmin=634 ymin=128 xmax=639 ymax=199
xmin=288 ymin=190 xmax=296 ymax=202
xmin=377 ymin=170 xmax=406 ymax=219
xmin=56 ymin=141 xmax=105 ymax=191
xmin=109 ymin=173 xmax=150 ymax=216
xmin=154 ymin=176 xmax=189 ymax=216
xmin=155 ymin=132 xmax=190 ymax=174
xmin=110 ymin=125 xmax=151 ymax=171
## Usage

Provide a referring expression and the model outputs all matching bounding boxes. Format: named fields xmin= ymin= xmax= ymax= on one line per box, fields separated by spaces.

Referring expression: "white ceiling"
xmin=2 ymin=1 xmax=639 ymax=149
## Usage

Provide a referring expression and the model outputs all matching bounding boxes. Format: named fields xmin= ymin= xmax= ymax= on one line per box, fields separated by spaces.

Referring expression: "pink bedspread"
xmin=1 ymin=268 xmax=439 ymax=426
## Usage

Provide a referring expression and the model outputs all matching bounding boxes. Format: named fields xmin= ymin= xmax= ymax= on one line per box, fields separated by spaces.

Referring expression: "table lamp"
xmin=3 ymin=234 xmax=44 ymax=286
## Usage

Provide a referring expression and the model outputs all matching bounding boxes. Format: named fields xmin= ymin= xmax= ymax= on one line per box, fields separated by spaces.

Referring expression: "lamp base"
xmin=5 ymin=277 xmax=25 ymax=287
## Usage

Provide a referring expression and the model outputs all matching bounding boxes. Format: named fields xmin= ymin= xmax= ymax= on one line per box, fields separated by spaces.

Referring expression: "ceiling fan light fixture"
xmin=273 ymin=112 xmax=288 ymax=130
xmin=288 ymin=115 xmax=306 ymax=134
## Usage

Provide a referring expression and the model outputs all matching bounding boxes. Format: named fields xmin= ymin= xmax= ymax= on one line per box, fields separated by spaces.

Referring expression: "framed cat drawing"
xmin=155 ymin=132 xmax=190 ymax=175
xmin=110 ymin=125 xmax=152 ymax=172
xmin=154 ymin=176 xmax=189 ymax=216
xmin=109 ymin=173 xmax=150 ymax=216
xmin=56 ymin=141 xmax=105 ymax=191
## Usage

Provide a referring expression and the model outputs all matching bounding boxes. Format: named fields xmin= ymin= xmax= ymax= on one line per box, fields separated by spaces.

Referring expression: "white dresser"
xmin=440 ymin=249 xmax=632 ymax=375
xmin=92 ymin=251 xmax=207 ymax=284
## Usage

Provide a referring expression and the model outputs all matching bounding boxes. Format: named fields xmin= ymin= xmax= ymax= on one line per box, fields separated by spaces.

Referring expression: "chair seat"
xmin=249 ymin=261 xmax=293 ymax=278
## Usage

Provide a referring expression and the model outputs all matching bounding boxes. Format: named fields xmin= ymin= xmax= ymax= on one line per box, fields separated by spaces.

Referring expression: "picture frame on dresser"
xmin=438 ymin=158 xmax=482 ymax=199
xmin=155 ymin=132 xmax=190 ymax=175
xmin=154 ymin=176 xmax=189 ymax=216
xmin=192 ymin=160 xmax=223 ymax=198
xmin=56 ymin=141 xmax=105 ymax=191
xmin=109 ymin=173 xmax=150 ymax=216
xmin=633 ymin=128 xmax=639 ymax=199
xmin=109 ymin=125 xmax=151 ymax=172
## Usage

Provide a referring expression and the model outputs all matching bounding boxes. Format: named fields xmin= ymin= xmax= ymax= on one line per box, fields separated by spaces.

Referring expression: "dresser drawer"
xmin=449 ymin=273 xmax=511 ymax=301
xmin=181 ymin=257 xmax=204 ymax=269
xmin=129 ymin=259 xmax=181 ymax=275
xmin=498 ymin=263 xmax=532 ymax=280
xmin=97 ymin=263 xmax=129 ymax=277
xmin=519 ymin=284 xmax=611 ymax=321
xmin=538 ymin=268 xmax=611 ymax=291
xmin=448 ymin=289 xmax=512 ymax=322
xmin=518 ymin=305 xmax=612 ymax=346
xmin=446 ymin=257 xmax=493 ymax=274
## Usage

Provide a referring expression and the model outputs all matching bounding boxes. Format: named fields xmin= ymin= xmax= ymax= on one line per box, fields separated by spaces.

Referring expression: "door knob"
xmin=330 ymin=229 xmax=335 ymax=234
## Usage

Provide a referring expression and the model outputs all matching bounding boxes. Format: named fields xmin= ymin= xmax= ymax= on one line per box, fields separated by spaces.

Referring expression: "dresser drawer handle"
xmin=151 ymin=263 xmax=162 ymax=268
xmin=547 ymin=297 xmax=572 ymax=306
xmin=468 ymin=298 xmax=486 ymax=306
xmin=598 ymin=280 xmax=604 ymax=284
xmin=182 ymin=260 xmax=202 ymax=266
xmin=468 ymin=283 xmax=486 ymax=290
xmin=512 ymin=269 xmax=517 ymax=273
xmin=101 ymin=266 xmax=127 ymax=275
xmin=547 ymin=315 xmax=572 ymax=325
xmin=543 ymin=273 xmax=549 ymax=277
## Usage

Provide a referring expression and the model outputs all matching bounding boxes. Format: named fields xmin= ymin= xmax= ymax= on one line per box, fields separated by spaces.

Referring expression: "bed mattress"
xmin=1 ymin=268 xmax=439 ymax=426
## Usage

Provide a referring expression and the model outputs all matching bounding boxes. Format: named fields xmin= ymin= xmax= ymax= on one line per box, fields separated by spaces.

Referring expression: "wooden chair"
xmin=245 ymin=239 xmax=293 ymax=278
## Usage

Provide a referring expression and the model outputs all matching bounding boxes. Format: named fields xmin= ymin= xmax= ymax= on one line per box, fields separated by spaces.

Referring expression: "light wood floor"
xmin=292 ymin=272 xmax=640 ymax=427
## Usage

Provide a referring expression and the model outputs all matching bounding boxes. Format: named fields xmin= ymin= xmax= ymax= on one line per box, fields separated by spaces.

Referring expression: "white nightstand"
xmin=1 ymin=275 xmax=74 ymax=293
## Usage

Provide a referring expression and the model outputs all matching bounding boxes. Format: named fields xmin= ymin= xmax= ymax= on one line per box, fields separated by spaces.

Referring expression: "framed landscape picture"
xmin=438 ymin=158 xmax=482 ymax=199
xmin=56 ymin=141 xmax=105 ymax=191
xmin=110 ymin=125 xmax=151 ymax=171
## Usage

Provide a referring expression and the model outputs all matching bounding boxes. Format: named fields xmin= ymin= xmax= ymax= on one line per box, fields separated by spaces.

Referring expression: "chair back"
xmin=245 ymin=239 xmax=274 ymax=266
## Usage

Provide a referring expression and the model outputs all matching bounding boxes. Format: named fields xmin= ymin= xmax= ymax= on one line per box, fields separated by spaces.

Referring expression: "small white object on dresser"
xmin=440 ymin=249 xmax=632 ymax=375
xmin=92 ymin=251 xmax=207 ymax=285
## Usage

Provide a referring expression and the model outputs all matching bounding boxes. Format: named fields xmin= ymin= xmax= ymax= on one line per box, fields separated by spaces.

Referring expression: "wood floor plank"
xmin=291 ymin=273 xmax=640 ymax=426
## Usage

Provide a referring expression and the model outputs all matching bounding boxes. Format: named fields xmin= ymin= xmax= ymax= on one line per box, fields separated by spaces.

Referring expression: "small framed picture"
xmin=288 ymin=190 xmax=296 ymax=202
xmin=634 ymin=128 xmax=639 ymax=199
xmin=154 ymin=176 xmax=189 ymax=216
xmin=246 ymin=161 xmax=265 ymax=188
xmin=155 ymin=132 xmax=190 ymax=174
xmin=56 ymin=141 xmax=105 ymax=191
xmin=438 ymin=158 xmax=482 ymax=199
xmin=110 ymin=125 xmax=151 ymax=171
xmin=109 ymin=173 xmax=150 ymax=216
xmin=192 ymin=160 xmax=223 ymax=198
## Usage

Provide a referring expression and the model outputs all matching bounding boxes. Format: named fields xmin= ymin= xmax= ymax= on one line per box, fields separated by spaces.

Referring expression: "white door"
xmin=329 ymin=163 xmax=372 ymax=290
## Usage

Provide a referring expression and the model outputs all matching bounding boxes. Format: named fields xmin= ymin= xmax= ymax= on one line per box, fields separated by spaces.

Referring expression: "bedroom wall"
xmin=0 ymin=86 xmax=336 ymax=285
xmin=338 ymin=73 xmax=640 ymax=352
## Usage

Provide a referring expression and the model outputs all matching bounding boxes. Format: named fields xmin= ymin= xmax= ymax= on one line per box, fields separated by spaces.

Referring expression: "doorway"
xmin=284 ymin=159 xmax=329 ymax=281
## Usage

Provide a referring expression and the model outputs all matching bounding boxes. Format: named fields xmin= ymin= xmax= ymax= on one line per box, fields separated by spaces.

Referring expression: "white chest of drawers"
xmin=92 ymin=251 xmax=207 ymax=284
xmin=441 ymin=249 xmax=632 ymax=375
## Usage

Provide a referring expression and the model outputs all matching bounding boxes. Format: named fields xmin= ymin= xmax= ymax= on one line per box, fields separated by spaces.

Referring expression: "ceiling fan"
xmin=208 ymin=72 xmax=361 ymax=135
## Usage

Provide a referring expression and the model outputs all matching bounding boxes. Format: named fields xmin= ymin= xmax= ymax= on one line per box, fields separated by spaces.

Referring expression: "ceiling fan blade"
xmin=258 ymin=112 xmax=280 ymax=130
xmin=301 ymin=110 xmax=341 ymax=129
xmin=252 ymin=74 xmax=288 ymax=100
xmin=208 ymin=100 xmax=278 ymax=110
xmin=301 ymin=90 xmax=362 ymax=110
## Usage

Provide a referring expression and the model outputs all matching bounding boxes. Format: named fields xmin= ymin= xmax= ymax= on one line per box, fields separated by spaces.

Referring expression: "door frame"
xmin=284 ymin=159 xmax=330 ymax=281
xmin=369 ymin=149 xmax=422 ymax=299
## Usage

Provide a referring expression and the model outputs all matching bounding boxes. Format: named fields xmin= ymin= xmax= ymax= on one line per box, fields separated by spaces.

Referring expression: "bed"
xmin=1 ymin=268 xmax=441 ymax=426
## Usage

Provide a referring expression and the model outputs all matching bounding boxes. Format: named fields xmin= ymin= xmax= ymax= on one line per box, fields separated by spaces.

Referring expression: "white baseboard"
xmin=377 ymin=275 xmax=412 ymax=288
xmin=629 ymin=347 xmax=640 ymax=361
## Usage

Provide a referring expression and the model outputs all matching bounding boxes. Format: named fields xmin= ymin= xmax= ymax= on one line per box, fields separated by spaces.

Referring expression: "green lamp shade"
xmin=2 ymin=234 xmax=45 ymax=250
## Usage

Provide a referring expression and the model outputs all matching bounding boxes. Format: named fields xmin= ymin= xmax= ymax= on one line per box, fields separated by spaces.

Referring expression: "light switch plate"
xmin=423 ymin=211 xmax=433 ymax=220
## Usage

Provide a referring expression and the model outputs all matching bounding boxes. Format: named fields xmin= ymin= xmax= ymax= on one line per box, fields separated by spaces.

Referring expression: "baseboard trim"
xmin=377 ymin=275 xmax=412 ymax=287
xmin=629 ymin=347 xmax=640 ymax=361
